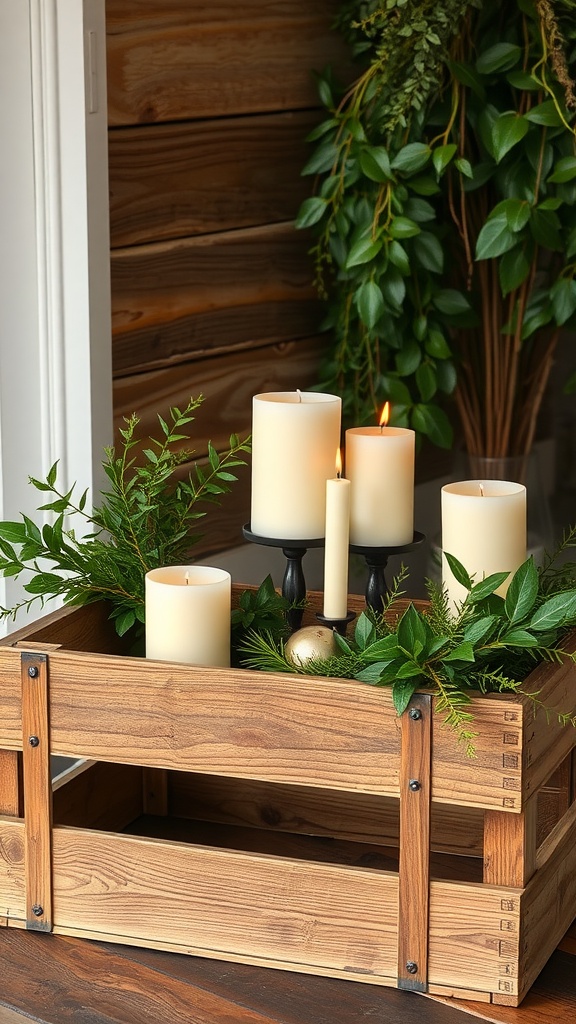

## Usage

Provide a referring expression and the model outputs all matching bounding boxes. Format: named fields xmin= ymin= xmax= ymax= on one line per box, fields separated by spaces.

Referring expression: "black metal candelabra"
xmin=350 ymin=531 xmax=426 ymax=613
xmin=242 ymin=525 xmax=324 ymax=631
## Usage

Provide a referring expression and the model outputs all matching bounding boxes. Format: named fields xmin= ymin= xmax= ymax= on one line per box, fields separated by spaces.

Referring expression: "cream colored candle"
xmin=323 ymin=451 xmax=351 ymax=619
xmin=145 ymin=565 xmax=231 ymax=667
xmin=345 ymin=410 xmax=415 ymax=546
xmin=250 ymin=391 xmax=342 ymax=540
xmin=441 ymin=480 xmax=527 ymax=612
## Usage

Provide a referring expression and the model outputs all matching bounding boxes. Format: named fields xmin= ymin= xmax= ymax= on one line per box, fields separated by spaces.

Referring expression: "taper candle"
xmin=250 ymin=390 xmax=341 ymax=540
xmin=145 ymin=565 xmax=231 ymax=667
xmin=323 ymin=449 xmax=351 ymax=619
xmin=441 ymin=479 xmax=527 ymax=611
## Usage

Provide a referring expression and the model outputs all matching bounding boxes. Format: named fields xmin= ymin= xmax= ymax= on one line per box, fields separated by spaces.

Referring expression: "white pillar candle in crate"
xmin=145 ymin=565 xmax=231 ymax=667
xmin=345 ymin=409 xmax=415 ymax=547
xmin=250 ymin=391 xmax=342 ymax=540
xmin=441 ymin=479 xmax=527 ymax=611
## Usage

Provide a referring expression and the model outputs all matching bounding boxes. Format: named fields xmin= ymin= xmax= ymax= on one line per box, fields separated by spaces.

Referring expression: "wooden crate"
xmin=0 ymin=591 xmax=575 ymax=1008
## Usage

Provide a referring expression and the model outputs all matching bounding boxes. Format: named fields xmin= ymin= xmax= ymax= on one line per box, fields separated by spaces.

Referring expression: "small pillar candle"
xmin=441 ymin=480 xmax=527 ymax=611
xmin=145 ymin=565 xmax=231 ymax=667
xmin=345 ymin=405 xmax=415 ymax=547
xmin=323 ymin=450 xmax=351 ymax=619
xmin=250 ymin=391 xmax=342 ymax=540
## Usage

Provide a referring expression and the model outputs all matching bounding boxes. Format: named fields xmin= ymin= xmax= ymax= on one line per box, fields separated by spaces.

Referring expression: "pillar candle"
xmin=345 ymin=414 xmax=415 ymax=547
xmin=250 ymin=391 xmax=342 ymax=540
xmin=323 ymin=451 xmax=351 ymax=619
xmin=145 ymin=565 xmax=231 ymax=667
xmin=441 ymin=480 xmax=527 ymax=612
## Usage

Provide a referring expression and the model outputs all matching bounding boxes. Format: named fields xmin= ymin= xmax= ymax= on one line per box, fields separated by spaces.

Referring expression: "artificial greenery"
xmin=0 ymin=396 xmax=250 ymax=638
xmin=296 ymin=0 xmax=576 ymax=456
xmin=238 ymin=527 xmax=576 ymax=754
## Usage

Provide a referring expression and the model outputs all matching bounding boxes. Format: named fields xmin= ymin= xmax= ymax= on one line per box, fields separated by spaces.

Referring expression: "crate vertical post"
xmin=21 ymin=652 xmax=53 ymax=932
xmin=397 ymin=693 xmax=432 ymax=992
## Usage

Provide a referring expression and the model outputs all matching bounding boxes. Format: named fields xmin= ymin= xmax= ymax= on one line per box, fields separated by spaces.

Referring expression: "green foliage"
xmin=239 ymin=529 xmax=576 ymax=754
xmin=0 ymin=397 xmax=250 ymax=638
xmin=231 ymin=575 xmax=292 ymax=650
xmin=297 ymin=0 xmax=576 ymax=455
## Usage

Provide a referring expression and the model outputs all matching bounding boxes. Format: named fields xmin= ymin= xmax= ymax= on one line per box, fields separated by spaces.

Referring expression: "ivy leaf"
xmin=392 ymin=679 xmax=420 ymax=715
xmin=491 ymin=113 xmax=529 ymax=163
xmin=415 ymin=362 xmax=437 ymax=402
xmin=505 ymin=557 xmax=538 ymax=624
xmin=356 ymin=280 xmax=384 ymax=329
xmin=294 ymin=197 xmax=328 ymax=229
xmin=550 ymin=278 xmax=576 ymax=326
xmin=412 ymin=231 xmax=444 ymax=273
xmin=388 ymin=240 xmax=410 ymax=274
xmin=389 ymin=217 xmax=420 ymax=239
xmin=432 ymin=143 xmax=457 ymax=176
xmin=432 ymin=289 xmax=472 ymax=317
xmin=391 ymin=142 xmax=431 ymax=174
xmin=475 ymin=214 xmax=517 ymax=259
xmin=476 ymin=43 xmax=521 ymax=75
xmin=524 ymin=101 xmax=563 ymax=127
xmin=499 ymin=247 xmax=530 ymax=297
xmin=345 ymin=236 xmax=382 ymax=269
xmin=359 ymin=146 xmax=392 ymax=182
xmin=547 ymin=156 xmax=576 ymax=184
xmin=410 ymin=404 xmax=453 ymax=448
xmin=530 ymin=590 xmax=576 ymax=631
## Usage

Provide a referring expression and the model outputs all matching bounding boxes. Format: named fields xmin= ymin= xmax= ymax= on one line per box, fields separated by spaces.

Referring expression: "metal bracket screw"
xmin=31 ymin=904 xmax=43 ymax=917
xmin=408 ymin=779 xmax=421 ymax=792
xmin=409 ymin=708 xmax=422 ymax=720
xmin=406 ymin=961 xmax=418 ymax=975
xmin=28 ymin=665 xmax=39 ymax=678
xmin=28 ymin=736 xmax=40 ymax=747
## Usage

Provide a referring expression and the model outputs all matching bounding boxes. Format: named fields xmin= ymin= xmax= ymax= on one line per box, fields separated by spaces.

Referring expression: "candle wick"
xmin=296 ymin=389 xmax=302 ymax=403
xmin=479 ymin=482 xmax=484 ymax=497
xmin=185 ymin=572 xmax=190 ymax=585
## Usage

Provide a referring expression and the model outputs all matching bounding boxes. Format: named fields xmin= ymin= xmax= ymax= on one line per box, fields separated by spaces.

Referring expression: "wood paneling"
xmin=108 ymin=112 xmax=320 ymax=247
xmin=111 ymin=224 xmax=322 ymax=376
xmin=106 ymin=1 xmax=349 ymax=126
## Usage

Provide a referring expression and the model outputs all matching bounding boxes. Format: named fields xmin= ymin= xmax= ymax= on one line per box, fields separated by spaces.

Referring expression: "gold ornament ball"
xmin=284 ymin=625 xmax=338 ymax=668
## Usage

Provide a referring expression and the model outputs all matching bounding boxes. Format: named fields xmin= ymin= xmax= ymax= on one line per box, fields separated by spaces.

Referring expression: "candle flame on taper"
xmin=335 ymin=448 xmax=343 ymax=479
xmin=379 ymin=402 xmax=390 ymax=431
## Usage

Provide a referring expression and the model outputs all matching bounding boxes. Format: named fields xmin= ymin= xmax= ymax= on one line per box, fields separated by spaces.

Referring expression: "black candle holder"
xmin=350 ymin=531 xmax=426 ymax=614
xmin=315 ymin=610 xmax=356 ymax=636
xmin=242 ymin=525 xmax=324 ymax=631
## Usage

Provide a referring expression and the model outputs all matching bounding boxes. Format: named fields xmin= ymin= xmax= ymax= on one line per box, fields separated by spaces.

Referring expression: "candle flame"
xmin=335 ymin=448 xmax=343 ymax=478
xmin=379 ymin=402 xmax=390 ymax=429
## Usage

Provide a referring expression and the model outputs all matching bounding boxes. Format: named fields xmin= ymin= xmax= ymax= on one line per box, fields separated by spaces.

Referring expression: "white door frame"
xmin=0 ymin=0 xmax=112 ymax=627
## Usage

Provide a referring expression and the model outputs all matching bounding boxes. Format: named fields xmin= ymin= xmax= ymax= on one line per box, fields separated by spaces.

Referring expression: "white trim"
xmin=0 ymin=0 xmax=112 ymax=629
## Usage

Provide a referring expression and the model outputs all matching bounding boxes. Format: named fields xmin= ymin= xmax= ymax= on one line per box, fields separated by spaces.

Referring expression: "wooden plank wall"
xmin=106 ymin=0 xmax=349 ymax=554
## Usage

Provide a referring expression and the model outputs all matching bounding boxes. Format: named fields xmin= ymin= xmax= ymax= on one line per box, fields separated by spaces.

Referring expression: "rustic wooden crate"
xmin=0 ymin=590 xmax=575 ymax=1008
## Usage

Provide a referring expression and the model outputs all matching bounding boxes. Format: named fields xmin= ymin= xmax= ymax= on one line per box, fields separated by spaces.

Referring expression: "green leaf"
xmin=294 ymin=197 xmax=328 ymax=229
xmin=415 ymin=362 xmax=437 ymax=402
xmin=547 ymin=156 xmax=576 ymax=184
xmin=362 ymin=634 xmax=401 ymax=662
xmin=501 ymin=629 xmax=539 ymax=647
xmin=468 ymin=572 xmax=510 ymax=602
xmin=356 ymin=280 xmax=385 ymax=330
xmin=463 ymin=615 xmax=497 ymax=645
xmin=410 ymin=404 xmax=453 ymax=448
xmin=476 ymin=43 xmax=521 ymax=74
xmin=345 ymin=236 xmax=382 ymax=269
xmin=391 ymin=142 xmax=431 ymax=174
xmin=392 ymin=679 xmax=419 ymax=715
xmin=491 ymin=113 xmax=528 ymax=163
xmin=444 ymin=552 xmax=473 ymax=591
xmin=301 ymin=139 xmax=338 ymax=176
xmin=381 ymin=268 xmax=406 ymax=309
xmin=550 ymin=278 xmax=576 ymax=326
xmin=432 ymin=289 xmax=472 ymax=316
xmin=354 ymin=612 xmax=376 ymax=650
xmin=499 ymin=247 xmax=530 ymax=297
xmin=115 ymin=608 xmax=136 ymax=636
xmin=475 ymin=214 xmax=517 ymax=260
xmin=455 ymin=157 xmax=473 ymax=178
xmin=524 ymin=101 xmax=563 ymax=127
xmin=395 ymin=660 xmax=425 ymax=680
xmin=389 ymin=216 xmax=420 ymax=239
xmin=0 ymin=522 xmax=27 ymax=544
xmin=425 ymin=329 xmax=451 ymax=359
xmin=504 ymin=558 xmax=538 ymax=624
xmin=388 ymin=240 xmax=410 ymax=274
xmin=432 ymin=143 xmax=457 ymax=176
xmin=359 ymin=146 xmax=392 ymax=182
xmin=412 ymin=231 xmax=444 ymax=273
xmin=447 ymin=60 xmax=486 ymax=100
xmin=530 ymin=590 xmax=576 ymax=631
xmin=395 ymin=340 xmax=421 ymax=376
xmin=529 ymin=209 xmax=563 ymax=251
xmin=397 ymin=603 xmax=427 ymax=657
xmin=355 ymin=662 xmax=393 ymax=684
xmin=507 ymin=70 xmax=541 ymax=91
xmin=46 ymin=462 xmax=58 ymax=488
xmin=443 ymin=641 xmax=476 ymax=663
xmin=24 ymin=572 xmax=64 ymax=594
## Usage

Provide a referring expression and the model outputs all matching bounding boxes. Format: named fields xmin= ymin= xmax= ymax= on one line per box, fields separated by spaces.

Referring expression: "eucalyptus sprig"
xmin=239 ymin=535 xmax=576 ymax=755
xmin=0 ymin=396 xmax=250 ymax=637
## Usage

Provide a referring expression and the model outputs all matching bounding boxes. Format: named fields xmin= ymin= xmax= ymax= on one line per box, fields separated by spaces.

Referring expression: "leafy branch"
xmin=0 ymin=396 xmax=250 ymax=637
xmin=238 ymin=535 xmax=576 ymax=754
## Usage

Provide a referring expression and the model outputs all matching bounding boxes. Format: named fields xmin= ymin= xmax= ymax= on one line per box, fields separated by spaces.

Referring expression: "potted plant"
xmin=296 ymin=0 xmax=576 ymax=461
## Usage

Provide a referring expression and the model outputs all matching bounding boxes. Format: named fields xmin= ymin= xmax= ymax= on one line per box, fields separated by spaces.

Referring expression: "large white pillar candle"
xmin=345 ymin=416 xmax=415 ymax=547
xmin=441 ymin=480 xmax=527 ymax=611
xmin=250 ymin=391 xmax=342 ymax=540
xmin=323 ymin=451 xmax=351 ymax=619
xmin=145 ymin=565 xmax=231 ymax=667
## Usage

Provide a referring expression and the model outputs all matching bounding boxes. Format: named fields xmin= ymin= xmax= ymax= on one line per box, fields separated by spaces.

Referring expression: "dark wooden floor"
xmin=0 ymin=922 xmax=574 ymax=1024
